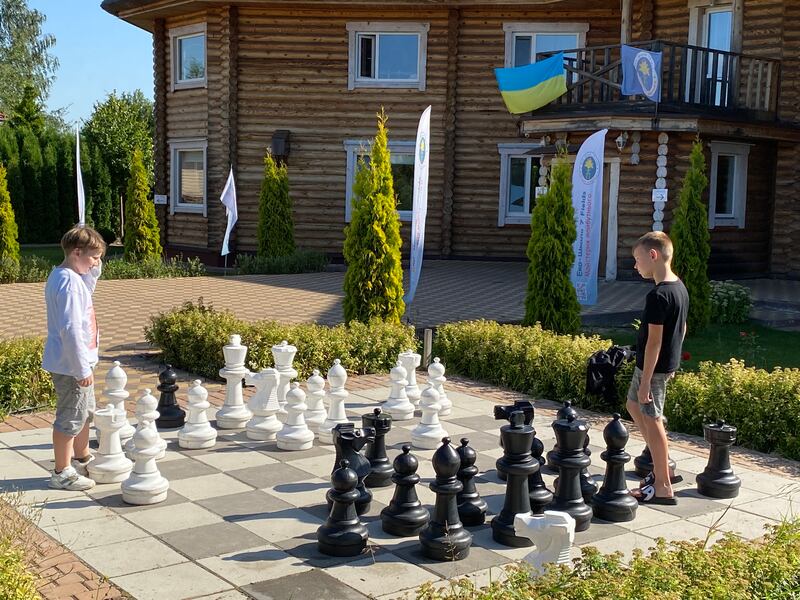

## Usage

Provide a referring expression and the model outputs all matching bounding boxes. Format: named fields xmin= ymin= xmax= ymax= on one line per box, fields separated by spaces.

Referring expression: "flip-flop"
xmin=639 ymin=472 xmax=684 ymax=488
xmin=633 ymin=484 xmax=678 ymax=505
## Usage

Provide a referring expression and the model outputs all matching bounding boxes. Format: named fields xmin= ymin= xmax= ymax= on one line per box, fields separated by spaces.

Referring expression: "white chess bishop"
xmin=122 ymin=418 xmax=170 ymax=505
xmin=427 ymin=357 xmax=452 ymax=417
xmin=318 ymin=359 xmax=350 ymax=445
xmin=244 ymin=368 xmax=282 ymax=441
xmin=125 ymin=389 xmax=167 ymax=460
xmin=178 ymin=380 xmax=217 ymax=449
xmin=514 ymin=511 xmax=575 ymax=574
xmin=304 ymin=369 xmax=328 ymax=436
xmin=277 ymin=382 xmax=315 ymax=451
xmin=383 ymin=361 xmax=415 ymax=421
xmin=411 ymin=384 xmax=448 ymax=450
xmin=272 ymin=340 xmax=298 ymax=417
xmin=398 ymin=350 xmax=422 ymax=406
xmin=216 ymin=334 xmax=253 ymax=429
xmin=87 ymin=405 xmax=133 ymax=483
xmin=102 ymin=361 xmax=136 ymax=445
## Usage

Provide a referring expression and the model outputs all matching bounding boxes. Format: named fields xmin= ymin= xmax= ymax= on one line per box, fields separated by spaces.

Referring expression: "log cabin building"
xmin=102 ymin=0 xmax=800 ymax=279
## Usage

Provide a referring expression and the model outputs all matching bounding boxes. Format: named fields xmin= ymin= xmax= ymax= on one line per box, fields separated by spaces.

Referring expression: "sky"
xmin=29 ymin=0 xmax=154 ymax=125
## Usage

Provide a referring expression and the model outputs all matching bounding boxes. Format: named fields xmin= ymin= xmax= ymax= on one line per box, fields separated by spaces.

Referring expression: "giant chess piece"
xmin=178 ymin=380 xmax=217 ymax=449
xmin=330 ymin=423 xmax=375 ymax=516
xmin=244 ymin=368 xmax=282 ymax=441
xmin=381 ymin=445 xmax=430 ymax=536
xmin=362 ymin=408 xmax=393 ymax=487
xmin=591 ymin=414 xmax=638 ymax=522
xmin=529 ymin=431 xmax=553 ymax=515
xmin=579 ymin=431 xmax=599 ymax=503
xmin=546 ymin=414 xmax=593 ymax=532
xmin=514 ymin=511 xmax=575 ymax=575
xmin=545 ymin=401 xmax=578 ymax=472
xmin=102 ymin=361 xmax=136 ymax=446
xmin=277 ymin=382 xmax=315 ymax=451
xmin=121 ymin=412 xmax=169 ymax=505
xmin=155 ymin=364 xmax=186 ymax=429
xmin=456 ymin=438 xmax=487 ymax=526
xmin=420 ymin=437 xmax=472 ymax=561
xmin=125 ymin=389 xmax=166 ymax=460
xmin=398 ymin=349 xmax=422 ymax=406
xmin=318 ymin=359 xmax=350 ymax=445
xmin=318 ymin=460 xmax=369 ymax=557
xmin=87 ymin=405 xmax=133 ymax=483
xmin=304 ymin=369 xmax=328 ymax=436
xmin=272 ymin=340 xmax=298 ymax=417
xmin=696 ymin=420 xmax=741 ymax=499
xmin=427 ymin=357 xmax=452 ymax=417
xmin=495 ymin=400 xmax=535 ymax=482
xmin=216 ymin=334 xmax=252 ymax=429
xmin=492 ymin=411 xmax=537 ymax=547
xmin=411 ymin=384 xmax=448 ymax=450
xmin=633 ymin=445 xmax=678 ymax=479
xmin=383 ymin=361 xmax=415 ymax=421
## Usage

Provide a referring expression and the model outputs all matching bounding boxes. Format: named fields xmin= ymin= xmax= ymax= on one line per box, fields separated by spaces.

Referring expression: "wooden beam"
xmin=440 ymin=7 xmax=459 ymax=258
xmin=621 ymin=0 xmax=632 ymax=45
xmin=731 ymin=0 xmax=743 ymax=54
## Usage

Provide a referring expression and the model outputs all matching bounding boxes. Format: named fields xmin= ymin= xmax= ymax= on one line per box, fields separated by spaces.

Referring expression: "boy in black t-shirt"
xmin=627 ymin=231 xmax=688 ymax=505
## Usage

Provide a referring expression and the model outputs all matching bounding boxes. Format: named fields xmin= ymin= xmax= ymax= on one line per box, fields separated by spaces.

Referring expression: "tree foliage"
xmin=39 ymin=135 xmax=59 ymax=240
xmin=123 ymin=149 xmax=162 ymax=261
xmin=0 ymin=125 xmax=24 ymax=239
xmin=55 ymin=132 xmax=75 ymax=232
xmin=257 ymin=151 xmax=295 ymax=258
xmin=0 ymin=163 xmax=20 ymax=264
xmin=90 ymin=145 xmax=113 ymax=232
xmin=8 ymin=84 xmax=44 ymax=135
xmin=16 ymin=126 xmax=42 ymax=241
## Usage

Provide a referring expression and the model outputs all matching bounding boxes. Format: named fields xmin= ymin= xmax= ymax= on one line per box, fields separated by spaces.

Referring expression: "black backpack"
xmin=586 ymin=345 xmax=635 ymax=403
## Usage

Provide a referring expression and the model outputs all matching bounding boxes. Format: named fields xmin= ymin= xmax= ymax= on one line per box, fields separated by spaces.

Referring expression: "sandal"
xmin=639 ymin=472 xmax=683 ymax=488
xmin=633 ymin=484 xmax=677 ymax=505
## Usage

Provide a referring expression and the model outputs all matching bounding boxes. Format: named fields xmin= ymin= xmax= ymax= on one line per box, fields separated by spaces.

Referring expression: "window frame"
xmin=170 ymin=23 xmax=207 ymax=92
xmin=347 ymin=22 xmax=429 ymax=90
xmin=344 ymin=139 xmax=416 ymax=222
xmin=169 ymin=139 xmax=208 ymax=216
xmin=497 ymin=143 xmax=546 ymax=226
xmin=502 ymin=22 xmax=589 ymax=68
xmin=708 ymin=141 xmax=749 ymax=229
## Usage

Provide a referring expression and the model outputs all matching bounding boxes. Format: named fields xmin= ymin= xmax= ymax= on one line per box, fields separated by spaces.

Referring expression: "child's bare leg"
xmin=643 ymin=415 xmax=673 ymax=497
xmin=73 ymin=421 xmax=92 ymax=460
xmin=53 ymin=429 xmax=75 ymax=472
xmin=626 ymin=398 xmax=650 ymax=447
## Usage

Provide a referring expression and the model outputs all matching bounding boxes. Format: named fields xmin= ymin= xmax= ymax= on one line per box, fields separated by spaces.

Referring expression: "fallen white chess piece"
xmin=514 ymin=510 xmax=575 ymax=575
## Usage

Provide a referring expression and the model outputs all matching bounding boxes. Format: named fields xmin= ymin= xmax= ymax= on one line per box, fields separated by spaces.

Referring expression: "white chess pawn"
xmin=178 ymin=380 xmax=217 ymax=449
xmin=125 ymin=389 xmax=167 ymax=460
xmin=277 ymin=382 xmax=315 ymax=451
xmin=122 ymin=419 xmax=170 ymax=505
xmin=514 ymin=511 xmax=575 ymax=574
xmin=427 ymin=357 xmax=452 ymax=417
xmin=398 ymin=350 xmax=422 ymax=406
xmin=318 ymin=359 xmax=350 ymax=445
xmin=102 ymin=361 xmax=136 ymax=446
xmin=272 ymin=340 xmax=298 ymax=417
xmin=244 ymin=368 xmax=282 ymax=441
xmin=411 ymin=384 xmax=447 ymax=450
xmin=216 ymin=334 xmax=252 ymax=429
xmin=384 ymin=361 xmax=415 ymax=421
xmin=87 ymin=405 xmax=133 ymax=483
xmin=304 ymin=369 xmax=327 ymax=436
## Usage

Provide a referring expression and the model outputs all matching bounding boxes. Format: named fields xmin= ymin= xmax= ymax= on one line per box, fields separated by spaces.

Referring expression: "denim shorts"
xmin=51 ymin=373 xmax=96 ymax=436
xmin=627 ymin=367 xmax=672 ymax=419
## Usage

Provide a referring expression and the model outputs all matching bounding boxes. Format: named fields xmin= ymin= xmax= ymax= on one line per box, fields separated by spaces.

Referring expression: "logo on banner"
xmin=418 ymin=137 xmax=427 ymax=163
xmin=580 ymin=155 xmax=599 ymax=183
xmin=634 ymin=51 xmax=659 ymax=98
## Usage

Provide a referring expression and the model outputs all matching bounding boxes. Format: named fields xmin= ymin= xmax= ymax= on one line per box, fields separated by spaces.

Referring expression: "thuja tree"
xmin=671 ymin=138 xmax=711 ymax=333
xmin=123 ymin=149 xmax=162 ymax=261
xmin=17 ymin=126 xmax=42 ymax=242
xmin=0 ymin=164 xmax=20 ymax=265
xmin=342 ymin=110 xmax=405 ymax=324
xmin=257 ymin=151 xmax=295 ymax=257
xmin=523 ymin=157 xmax=581 ymax=334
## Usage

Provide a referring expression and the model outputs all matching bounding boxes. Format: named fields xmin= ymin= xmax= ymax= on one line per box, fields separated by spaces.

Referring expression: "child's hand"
xmin=77 ymin=374 xmax=94 ymax=387
xmin=637 ymin=386 xmax=653 ymax=405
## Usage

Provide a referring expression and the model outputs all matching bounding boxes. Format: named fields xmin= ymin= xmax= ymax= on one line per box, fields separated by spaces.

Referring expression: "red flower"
xmin=681 ymin=351 xmax=691 ymax=361
xmin=740 ymin=331 xmax=748 ymax=338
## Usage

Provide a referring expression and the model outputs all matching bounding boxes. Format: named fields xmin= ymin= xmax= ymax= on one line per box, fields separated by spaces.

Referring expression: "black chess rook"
xmin=591 ymin=413 xmax=638 ymax=522
xmin=362 ymin=408 xmax=394 ymax=488
xmin=380 ymin=445 xmax=430 ymax=536
xmin=318 ymin=460 xmax=369 ymax=557
xmin=696 ymin=420 xmax=741 ymax=499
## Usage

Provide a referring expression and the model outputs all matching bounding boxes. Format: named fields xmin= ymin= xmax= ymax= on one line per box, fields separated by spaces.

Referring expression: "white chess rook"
xmin=244 ymin=368 xmax=282 ymax=441
xmin=304 ymin=369 xmax=328 ymax=435
xmin=277 ymin=382 xmax=315 ymax=451
xmin=411 ymin=384 xmax=447 ymax=450
xmin=125 ymin=389 xmax=166 ymax=460
xmin=272 ymin=340 xmax=298 ymax=417
xmin=102 ymin=361 xmax=136 ymax=446
xmin=384 ymin=361 xmax=415 ymax=421
xmin=514 ymin=511 xmax=576 ymax=575
xmin=216 ymin=334 xmax=253 ymax=429
xmin=87 ymin=405 xmax=133 ymax=483
xmin=178 ymin=380 xmax=217 ymax=449
xmin=122 ymin=421 xmax=170 ymax=505
xmin=398 ymin=350 xmax=422 ymax=406
xmin=427 ymin=357 xmax=452 ymax=417
xmin=318 ymin=359 xmax=350 ymax=445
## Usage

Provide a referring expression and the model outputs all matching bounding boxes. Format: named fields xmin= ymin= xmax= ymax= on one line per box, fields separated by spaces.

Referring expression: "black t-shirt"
xmin=635 ymin=280 xmax=689 ymax=373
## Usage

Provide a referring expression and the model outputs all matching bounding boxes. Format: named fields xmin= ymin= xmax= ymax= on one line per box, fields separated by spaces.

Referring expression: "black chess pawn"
xmin=362 ymin=408 xmax=393 ymax=488
xmin=492 ymin=411 xmax=538 ymax=547
xmin=545 ymin=401 xmax=578 ymax=472
xmin=546 ymin=413 xmax=593 ymax=532
xmin=155 ymin=364 xmax=186 ymax=428
xmin=580 ymin=431 xmax=599 ymax=503
xmin=420 ymin=437 xmax=472 ymax=561
xmin=381 ymin=445 xmax=430 ymax=536
xmin=318 ymin=460 xmax=369 ymax=557
xmin=330 ymin=423 xmax=376 ymax=516
xmin=528 ymin=431 xmax=553 ymax=514
xmin=456 ymin=438 xmax=487 ymax=527
xmin=696 ymin=420 xmax=741 ymax=499
xmin=592 ymin=414 xmax=638 ymax=522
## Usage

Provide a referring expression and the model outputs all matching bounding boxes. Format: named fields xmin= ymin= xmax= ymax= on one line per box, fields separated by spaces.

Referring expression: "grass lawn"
xmin=20 ymin=244 xmax=123 ymax=265
xmin=587 ymin=322 xmax=800 ymax=372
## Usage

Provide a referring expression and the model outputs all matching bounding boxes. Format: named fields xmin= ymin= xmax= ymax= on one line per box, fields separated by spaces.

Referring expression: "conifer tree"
xmin=342 ymin=110 xmax=405 ymax=324
xmin=523 ymin=157 xmax=581 ymax=334
xmin=256 ymin=150 xmax=295 ymax=257
xmin=0 ymin=125 xmax=25 ymax=241
xmin=671 ymin=139 xmax=711 ymax=333
xmin=0 ymin=163 xmax=20 ymax=265
xmin=90 ymin=146 xmax=113 ymax=232
xmin=123 ymin=149 xmax=162 ymax=261
xmin=40 ymin=139 xmax=60 ymax=241
xmin=18 ymin=126 xmax=43 ymax=242
xmin=55 ymin=132 xmax=76 ymax=232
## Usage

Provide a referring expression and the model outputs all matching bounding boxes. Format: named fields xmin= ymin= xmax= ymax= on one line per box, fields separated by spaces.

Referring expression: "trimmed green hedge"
xmin=234 ymin=249 xmax=328 ymax=275
xmin=0 ymin=338 xmax=55 ymax=418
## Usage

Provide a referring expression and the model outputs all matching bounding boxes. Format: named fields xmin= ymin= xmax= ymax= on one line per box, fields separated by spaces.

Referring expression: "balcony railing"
xmin=534 ymin=40 xmax=780 ymax=120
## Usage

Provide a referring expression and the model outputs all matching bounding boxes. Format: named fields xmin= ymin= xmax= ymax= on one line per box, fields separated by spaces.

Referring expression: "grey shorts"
xmin=51 ymin=373 xmax=96 ymax=436
xmin=627 ymin=367 xmax=672 ymax=419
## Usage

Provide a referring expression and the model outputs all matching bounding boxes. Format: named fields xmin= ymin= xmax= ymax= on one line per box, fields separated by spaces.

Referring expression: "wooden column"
xmin=731 ymin=0 xmax=744 ymax=54
xmin=153 ymin=18 xmax=168 ymax=245
xmin=440 ymin=7 xmax=460 ymax=258
xmin=621 ymin=0 xmax=632 ymax=44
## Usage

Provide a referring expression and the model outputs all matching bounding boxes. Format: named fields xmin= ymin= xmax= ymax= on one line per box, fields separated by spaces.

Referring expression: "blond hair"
xmin=634 ymin=231 xmax=673 ymax=261
xmin=61 ymin=226 xmax=107 ymax=256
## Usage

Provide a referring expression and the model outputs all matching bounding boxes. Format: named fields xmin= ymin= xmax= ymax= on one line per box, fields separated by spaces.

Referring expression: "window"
xmin=344 ymin=140 xmax=415 ymax=221
xmin=497 ymin=143 xmax=546 ymax=226
xmin=347 ymin=22 xmax=429 ymax=90
xmin=169 ymin=140 xmax=207 ymax=216
xmin=687 ymin=0 xmax=734 ymax=106
xmin=170 ymin=23 xmax=206 ymax=91
xmin=503 ymin=23 xmax=589 ymax=68
xmin=708 ymin=141 xmax=749 ymax=229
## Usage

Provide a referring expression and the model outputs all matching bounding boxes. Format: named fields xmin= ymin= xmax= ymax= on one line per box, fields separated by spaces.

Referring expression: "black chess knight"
xmin=330 ymin=423 xmax=376 ymax=516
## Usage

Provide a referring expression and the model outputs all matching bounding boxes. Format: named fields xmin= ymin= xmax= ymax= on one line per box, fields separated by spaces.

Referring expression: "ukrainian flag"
xmin=495 ymin=53 xmax=567 ymax=114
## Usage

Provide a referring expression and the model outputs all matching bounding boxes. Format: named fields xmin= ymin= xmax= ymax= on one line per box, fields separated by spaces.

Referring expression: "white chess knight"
xmin=411 ymin=384 xmax=448 ymax=450
xmin=318 ymin=359 xmax=350 ymax=445
xmin=272 ymin=340 xmax=298 ymax=417
xmin=216 ymin=334 xmax=253 ymax=429
xmin=514 ymin=511 xmax=575 ymax=574
xmin=427 ymin=357 xmax=452 ymax=417
xmin=178 ymin=380 xmax=217 ymax=449
xmin=122 ymin=416 xmax=170 ymax=505
xmin=125 ymin=389 xmax=167 ymax=460
xmin=398 ymin=349 xmax=422 ymax=406
xmin=304 ymin=369 xmax=328 ymax=435
xmin=277 ymin=382 xmax=315 ymax=451
xmin=87 ymin=405 xmax=133 ymax=483
xmin=244 ymin=368 xmax=282 ymax=441
xmin=383 ymin=361 xmax=415 ymax=421
xmin=102 ymin=361 xmax=136 ymax=446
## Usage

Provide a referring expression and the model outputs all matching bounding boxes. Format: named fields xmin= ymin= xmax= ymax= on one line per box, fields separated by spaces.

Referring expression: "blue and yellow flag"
xmin=494 ymin=53 xmax=567 ymax=114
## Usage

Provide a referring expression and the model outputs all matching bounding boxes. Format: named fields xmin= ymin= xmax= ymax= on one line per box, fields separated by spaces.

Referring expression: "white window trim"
xmin=497 ymin=143 xmax=545 ymax=226
xmin=169 ymin=23 xmax=207 ymax=92
xmin=502 ymin=22 xmax=589 ymax=68
xmin=344 ymin=139 xmax=415 ymax=222
xmin=169 ymin=139 xmax=208 ymax=217
xmin=708 ymin=141 xmax=749 ymax=229
xmin=346 ymin=22 xmax=429 ymax=91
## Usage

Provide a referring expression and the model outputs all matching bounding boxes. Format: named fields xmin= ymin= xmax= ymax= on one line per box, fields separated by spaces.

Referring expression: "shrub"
xmin=257 ymin=151 xmax=295 ymax=258
xmin=101 ymin=255 xmax=205 ymax=280
xmin=96 ymin=226 xmax=117 ymax=245
xmin=123 ymin=148 xmax=162 ymax=261
xmin=235 ymin=249 xmax=329 ymax=275
xmin=0 ymin=493 xmax=43 ymax=600
xmin=0 ymin=255 xmax=51 ymax=284
xmin=710 ymin=280 xmax=751 ymax=324
xmin=0 ymin=338 xmax=55 ymax=418
xmin=0 ymin=163 xmax=21 ymax=266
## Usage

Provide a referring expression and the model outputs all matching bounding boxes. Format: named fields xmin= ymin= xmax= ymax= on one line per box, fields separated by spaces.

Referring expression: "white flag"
xmin=403 ymin=105 xmax=432 ymax=306
xmin=76 ymin=127 xmax=86 ymax=226
xmin=220 ymin=166 xmax=237 ymax=256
